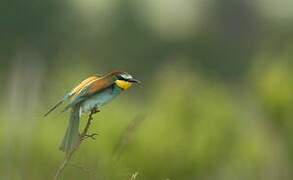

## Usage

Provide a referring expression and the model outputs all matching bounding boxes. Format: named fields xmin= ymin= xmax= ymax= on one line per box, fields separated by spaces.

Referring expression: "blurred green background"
xmin=1 ymin=0 xmax=293 ymax=179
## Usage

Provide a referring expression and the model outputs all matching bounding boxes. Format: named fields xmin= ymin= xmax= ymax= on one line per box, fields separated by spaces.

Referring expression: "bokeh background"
xmin=1 ymin=0 xmax=293 ymax=179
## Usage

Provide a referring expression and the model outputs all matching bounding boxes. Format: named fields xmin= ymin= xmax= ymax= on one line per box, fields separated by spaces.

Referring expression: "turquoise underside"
xmin=81 ymin=85 xmax=123 ymax=113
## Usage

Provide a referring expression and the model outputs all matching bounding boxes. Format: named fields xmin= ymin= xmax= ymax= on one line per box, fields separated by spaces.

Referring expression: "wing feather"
xmin=69 ymin=75 xmax=100 ymax=97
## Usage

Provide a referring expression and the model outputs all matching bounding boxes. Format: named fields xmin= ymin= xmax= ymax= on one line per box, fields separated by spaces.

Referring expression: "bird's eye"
xmin=117 ymin=75 xmax=124 ymax=80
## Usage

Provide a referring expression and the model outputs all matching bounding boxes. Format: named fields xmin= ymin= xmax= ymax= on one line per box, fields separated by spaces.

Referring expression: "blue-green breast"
xmin=81 ymin=85 xmax=123 ymax=113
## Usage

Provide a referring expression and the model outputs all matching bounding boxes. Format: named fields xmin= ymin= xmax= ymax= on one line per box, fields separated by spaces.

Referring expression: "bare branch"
xmin=53 ymin=109 xmax=99 ymax=180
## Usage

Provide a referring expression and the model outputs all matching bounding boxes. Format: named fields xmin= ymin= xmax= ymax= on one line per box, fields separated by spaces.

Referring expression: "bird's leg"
xmin=80 ymin=107 xmax=100 ymax=141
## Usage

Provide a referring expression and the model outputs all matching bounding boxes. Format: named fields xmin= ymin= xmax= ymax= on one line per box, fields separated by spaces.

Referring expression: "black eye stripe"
xmin=117 ymin=73 xmax=133 ymax=81
xmin=117 ymin=75 xmax=125 ymax=80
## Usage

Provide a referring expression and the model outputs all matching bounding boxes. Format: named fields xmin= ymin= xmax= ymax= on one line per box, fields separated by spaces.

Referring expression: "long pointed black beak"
xmin=128 ymin=78 xmax=141 ymax=83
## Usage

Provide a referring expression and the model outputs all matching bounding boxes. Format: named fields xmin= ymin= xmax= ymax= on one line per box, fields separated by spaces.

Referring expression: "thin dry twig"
xmin=53 ymin=109 xmax=99 ymax=180
xmin=130 ymin=172 xmax=139 ymax=180
xmin=69 ymin=162 xmax=97 ymax=179
xmin=113 ymin=114 xmax=146 ymax=160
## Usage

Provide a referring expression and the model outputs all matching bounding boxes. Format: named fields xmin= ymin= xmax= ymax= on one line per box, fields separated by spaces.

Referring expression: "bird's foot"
xmin=91 ymin=108 xmax=100 ymax=114
xmin=81 ymin=133 xmax=99 ymax=141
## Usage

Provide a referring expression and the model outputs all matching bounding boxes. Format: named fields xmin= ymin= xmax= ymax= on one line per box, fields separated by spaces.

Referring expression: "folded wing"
xmin=62 ymin=75 xmax=114 ymax=112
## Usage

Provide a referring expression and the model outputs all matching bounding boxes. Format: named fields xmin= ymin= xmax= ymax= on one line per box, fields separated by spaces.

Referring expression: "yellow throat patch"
xmin=115 ymin=80 xmax=133 ymax=90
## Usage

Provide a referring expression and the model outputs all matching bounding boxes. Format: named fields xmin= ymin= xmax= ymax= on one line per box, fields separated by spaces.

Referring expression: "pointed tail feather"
xmin=59 ymin=105 xmax=80 ymax=155
xmin=44 ymin=94 xmax=69 ymax=117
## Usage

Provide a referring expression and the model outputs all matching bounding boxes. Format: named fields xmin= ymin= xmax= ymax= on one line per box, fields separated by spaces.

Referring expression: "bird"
xmin=44 ymin=71 xmax=140 ymax=155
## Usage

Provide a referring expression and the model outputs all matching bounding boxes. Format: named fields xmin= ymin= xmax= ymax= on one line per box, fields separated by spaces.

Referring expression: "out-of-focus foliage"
xmin=1 ymin=63 xmax=293 ymax=179
xmin=1 ymin=0 xmax=293 ymax=179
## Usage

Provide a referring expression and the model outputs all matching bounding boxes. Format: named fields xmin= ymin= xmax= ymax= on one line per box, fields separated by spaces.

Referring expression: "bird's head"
xmin=110 ymin=71 xmax=140 ymax=90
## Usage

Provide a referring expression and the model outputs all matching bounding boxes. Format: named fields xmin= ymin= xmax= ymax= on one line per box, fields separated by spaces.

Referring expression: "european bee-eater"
xmin=44 ymin=71 xmax=140 ymax=154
